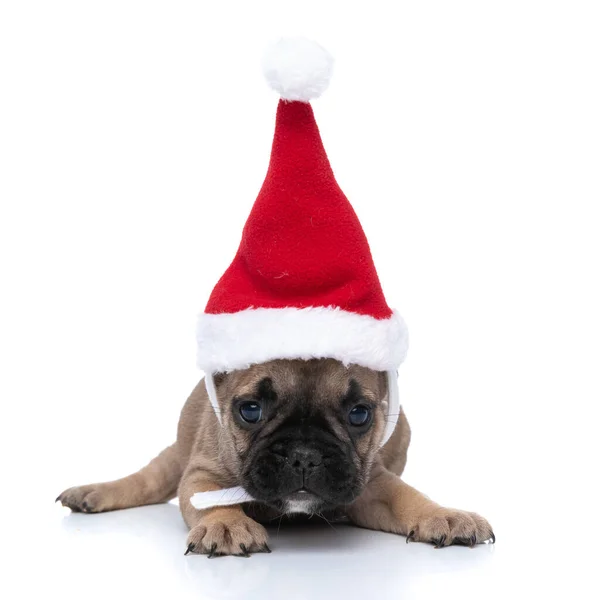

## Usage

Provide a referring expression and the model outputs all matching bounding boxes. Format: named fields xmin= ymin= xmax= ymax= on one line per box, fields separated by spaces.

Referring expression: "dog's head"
xmin=213 ymin=358 xmax=388 ymax=514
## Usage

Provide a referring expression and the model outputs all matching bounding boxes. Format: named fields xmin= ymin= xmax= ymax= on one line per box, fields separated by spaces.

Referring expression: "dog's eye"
xmin=239 ymin=401 xmax=262 ymax=424
xmin=348 ymin=404 xmax=371 ymax=427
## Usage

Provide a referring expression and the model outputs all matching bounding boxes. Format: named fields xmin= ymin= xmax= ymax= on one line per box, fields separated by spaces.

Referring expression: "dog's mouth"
xmin=242 ymin=440 xmax=362 ymax=510
xmin=285 ymin=487 xmax=312 ymax=499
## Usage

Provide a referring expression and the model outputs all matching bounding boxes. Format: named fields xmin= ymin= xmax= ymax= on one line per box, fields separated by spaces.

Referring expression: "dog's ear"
xmin=212 ymin=372 xmax=227 ymax=388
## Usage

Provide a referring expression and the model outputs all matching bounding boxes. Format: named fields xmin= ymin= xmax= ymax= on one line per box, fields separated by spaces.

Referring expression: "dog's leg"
xmin=178 ymin=466 xmax=269 ymax=557
xmin=57 ymin=443 xmax=182 ymax=513
xmin=346 ymin=465 xmax=494 ymax=547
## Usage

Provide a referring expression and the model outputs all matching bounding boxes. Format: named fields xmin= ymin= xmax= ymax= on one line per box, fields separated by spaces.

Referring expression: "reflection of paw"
xmin=407 ymin=508 xmax=495 ymax=548
xmin=185 ymin=511 xmax=270 ymax=558
xmin=56 ymin=485 xmax=111 ymax=513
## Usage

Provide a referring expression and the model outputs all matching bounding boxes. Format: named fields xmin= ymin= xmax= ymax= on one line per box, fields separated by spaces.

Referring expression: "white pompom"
xmin=262 ymin=37 xmax=334 ymax=102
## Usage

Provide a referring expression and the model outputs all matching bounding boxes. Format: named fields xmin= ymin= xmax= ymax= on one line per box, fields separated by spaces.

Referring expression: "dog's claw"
xmin=452 ymin=537 xmax=470 ymax=546
xmin=184 ymin=543 xmax=195 ymax=556
xmin=206 ymin=543 xmax=218 ymax=559
xmin=434 ymin=534 xmax=447 ymax=549
xmin=489 ymin=531 xmax=496 ymax=544
xmin=55 ymin=495 xmax=62 ymax=504
xmin=260 ymin=544 xmax=272 ymax=553
xmin=238 ymin=543 xmax=251 ymax=558
xmin=406 ymin=530 xmax=415 ymax=544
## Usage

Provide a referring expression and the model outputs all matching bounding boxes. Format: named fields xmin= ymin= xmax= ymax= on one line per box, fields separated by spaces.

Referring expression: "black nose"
xmin=289 ymin=447 xmax=323 ymax=471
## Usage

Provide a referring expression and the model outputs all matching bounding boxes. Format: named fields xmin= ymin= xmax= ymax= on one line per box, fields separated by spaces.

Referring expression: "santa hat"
xmin=196 ymin=38 xmax=409 ymax=446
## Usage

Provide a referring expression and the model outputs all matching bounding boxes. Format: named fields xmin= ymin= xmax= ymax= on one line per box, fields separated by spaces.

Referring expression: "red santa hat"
xmin=196 ymin=38 xmax=409 ymax=445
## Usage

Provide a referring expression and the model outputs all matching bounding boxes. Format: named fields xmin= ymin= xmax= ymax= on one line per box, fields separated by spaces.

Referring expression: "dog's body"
xmin=58 ymin=359 xmax=493 ymax=556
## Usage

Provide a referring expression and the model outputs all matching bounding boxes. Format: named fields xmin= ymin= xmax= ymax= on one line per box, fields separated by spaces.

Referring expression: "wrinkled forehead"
xmin=230 ymin=359 xmax=381 ymax=406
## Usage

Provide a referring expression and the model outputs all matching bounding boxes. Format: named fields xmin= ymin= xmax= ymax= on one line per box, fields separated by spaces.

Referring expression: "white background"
xmin=1 ymin=1 xmax=599 ymax=599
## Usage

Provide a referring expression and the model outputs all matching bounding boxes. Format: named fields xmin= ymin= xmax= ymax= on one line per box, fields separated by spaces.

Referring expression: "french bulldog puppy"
xmin=57 ymin=358 xmax=494 ymax=557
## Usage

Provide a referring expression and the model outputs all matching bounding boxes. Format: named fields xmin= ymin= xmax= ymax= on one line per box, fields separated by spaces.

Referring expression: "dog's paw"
xmin=406 ymin=508 xmax=494 ymax=548
xmin=185 ymin=511 xmax=270 ymax=558
xmin=56 ymin=485 xmax=111 ymax=513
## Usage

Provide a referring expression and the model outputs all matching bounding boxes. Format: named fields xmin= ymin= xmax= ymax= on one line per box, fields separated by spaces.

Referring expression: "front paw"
xmin=407 ymin=508 xmax=495 ymax=548
xmin=185 ymin=511 xmax=270 ymax=558
xmin=56 ymin=485 xmax=110 ymax=513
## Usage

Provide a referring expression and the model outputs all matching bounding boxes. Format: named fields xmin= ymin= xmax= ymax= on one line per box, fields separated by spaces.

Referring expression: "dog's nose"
xmin=289 ymin=447 xmax=323 ymax=471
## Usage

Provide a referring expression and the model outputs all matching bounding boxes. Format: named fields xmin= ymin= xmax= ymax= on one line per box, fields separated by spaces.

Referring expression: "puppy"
xmin=57 ymin=358 xmax=494 ymax=556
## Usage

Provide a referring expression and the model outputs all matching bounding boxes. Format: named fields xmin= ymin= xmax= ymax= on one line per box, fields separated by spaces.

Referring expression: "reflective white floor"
xmin=5 ymin=497 xmax=581 ymax=600
xmin=51 ymin=503 xmax=497 ymax=599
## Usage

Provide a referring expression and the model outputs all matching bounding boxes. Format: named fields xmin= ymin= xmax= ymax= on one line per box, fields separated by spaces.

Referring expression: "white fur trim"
xmin=196 ymin=307 xmax=408 ymax=374
xmin=262 ymin=37 xmax=334 ymax=102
